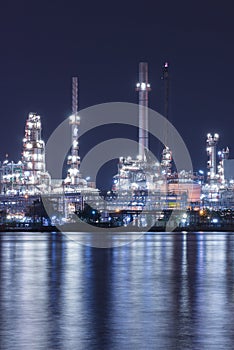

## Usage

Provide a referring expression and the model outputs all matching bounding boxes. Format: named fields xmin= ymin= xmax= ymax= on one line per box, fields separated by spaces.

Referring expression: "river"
xmin=0 ymin=231 xmax=234 ymax=350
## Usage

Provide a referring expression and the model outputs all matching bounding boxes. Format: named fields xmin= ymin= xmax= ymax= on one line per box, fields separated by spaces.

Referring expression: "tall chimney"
xmin=136 ymin=62 xmax=151 ymax=160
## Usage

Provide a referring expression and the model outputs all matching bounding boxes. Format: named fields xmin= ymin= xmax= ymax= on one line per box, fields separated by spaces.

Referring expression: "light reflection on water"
xmin=0 ymin=232 xmax=234 ymax=349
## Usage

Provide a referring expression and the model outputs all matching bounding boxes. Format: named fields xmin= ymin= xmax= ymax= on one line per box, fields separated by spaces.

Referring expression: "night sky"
xmin=1 ymin=1 xmax=234 ymax=188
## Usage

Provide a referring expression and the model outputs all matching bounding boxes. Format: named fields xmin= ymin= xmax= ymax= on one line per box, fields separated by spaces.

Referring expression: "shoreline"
xmin=1 ymin=224 xmax=234 ymax=233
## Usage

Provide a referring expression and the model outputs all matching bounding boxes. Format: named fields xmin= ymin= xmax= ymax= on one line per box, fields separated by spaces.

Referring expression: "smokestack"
xmin=136 ymin=62 xmax=151 ymax=160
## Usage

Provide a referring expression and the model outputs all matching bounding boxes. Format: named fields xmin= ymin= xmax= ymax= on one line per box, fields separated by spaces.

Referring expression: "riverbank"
xmin=1 ymin=223 xmax=234 ymax=232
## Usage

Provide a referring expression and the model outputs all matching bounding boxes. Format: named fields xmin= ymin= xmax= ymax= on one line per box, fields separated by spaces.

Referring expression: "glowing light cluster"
xmin=21 ymin=112 xmax=51 ymax=194
xmin=136 ymin=82 xmax=151 ymax=90
xmin=69 ymin=114 xmax=80 ymax=124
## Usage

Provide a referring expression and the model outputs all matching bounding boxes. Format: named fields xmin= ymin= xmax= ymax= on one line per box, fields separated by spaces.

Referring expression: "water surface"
xmin=1 ymin=232 xmax=234 ymax=350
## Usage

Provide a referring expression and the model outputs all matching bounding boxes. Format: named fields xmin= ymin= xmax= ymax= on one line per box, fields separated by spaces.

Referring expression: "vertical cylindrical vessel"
xmin=206 ymin=133 xmax=219 ymax=182
xmin=136 ymin=62 xmax=151 ymax=160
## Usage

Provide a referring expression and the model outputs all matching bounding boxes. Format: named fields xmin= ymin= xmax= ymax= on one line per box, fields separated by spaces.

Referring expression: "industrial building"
xmin=0 ymin=112 xmax=50 ymax=196
xmin=1 ymin=62 xmax=234 ymax=228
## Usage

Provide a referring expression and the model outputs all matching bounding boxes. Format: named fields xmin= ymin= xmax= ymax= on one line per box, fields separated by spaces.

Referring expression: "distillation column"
xmin=217 ymin=147 xmax=229 ymax=184
xmin=206 ymin=133 xmax=219 ymax=182
xmin=136 ymin=62 xmax=151 ymax=160
xmin=22 ymin=112 xmax=50 ymax=194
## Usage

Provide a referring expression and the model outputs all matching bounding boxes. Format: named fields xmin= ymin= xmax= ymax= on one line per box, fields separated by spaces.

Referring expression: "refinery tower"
xmin=64 ymin=77 xmax=94 ymax=190
xmin=66 ymin=77 xmax=81 ymax=186
xmin=22 ymin=112 xmax=51 ymax=194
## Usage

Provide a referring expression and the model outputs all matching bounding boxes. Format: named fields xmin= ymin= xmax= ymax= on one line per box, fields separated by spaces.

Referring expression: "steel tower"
xmin=67 ymin=77 xmax=81 ymax=185
xmin=161 ymin=62 xmax=172 ymax=175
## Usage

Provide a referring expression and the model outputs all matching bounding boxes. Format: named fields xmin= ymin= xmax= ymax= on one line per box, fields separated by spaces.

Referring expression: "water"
xmin=1 ymin=232 xmax=234 ymax=350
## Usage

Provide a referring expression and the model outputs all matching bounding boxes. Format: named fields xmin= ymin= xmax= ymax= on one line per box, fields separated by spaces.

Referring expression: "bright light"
xmin=73 ymin=140 xmax=78 ymax=148
xmin=69 ymin=115 xmax=75 ymax=122
xmin=141 ymin=82 xmax=146 ymax=90
xmin=69 ymin=115 xmax=80 ymax=123
xmin=37 ymin=141 xmax=44 ymax=148
xmin=212 ymin=218 xmax=218 ymax=224
xmin=131 ymin=183 xmax=138 ymax=189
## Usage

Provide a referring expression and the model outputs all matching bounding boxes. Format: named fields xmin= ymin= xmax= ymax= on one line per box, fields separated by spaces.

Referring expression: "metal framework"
xmin=161 ymin=62 xmax=172 ymax=175
xmin=66 ymin=77 xmax=81 ymax=186
xmin=22 ymin=112 xmax=50 ymax=194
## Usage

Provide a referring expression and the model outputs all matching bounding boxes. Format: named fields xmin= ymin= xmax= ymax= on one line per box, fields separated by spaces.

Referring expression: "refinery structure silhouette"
xmin=1 ymin=63 xmax=234 ymax=228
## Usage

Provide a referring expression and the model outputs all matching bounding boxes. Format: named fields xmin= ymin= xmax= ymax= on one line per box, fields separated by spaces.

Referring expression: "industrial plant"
xmin=1 ymin=62 xmax=234 ymax=230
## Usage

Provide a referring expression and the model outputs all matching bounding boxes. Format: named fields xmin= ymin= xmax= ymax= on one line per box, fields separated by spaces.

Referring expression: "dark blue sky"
xmin=1 ymin=0 xmax=234 ymax=186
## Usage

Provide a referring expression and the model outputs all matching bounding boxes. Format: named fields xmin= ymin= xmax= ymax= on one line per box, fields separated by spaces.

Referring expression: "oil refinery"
xmin=1 ymin=62 xmax=234 ymax=230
